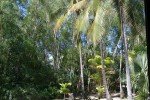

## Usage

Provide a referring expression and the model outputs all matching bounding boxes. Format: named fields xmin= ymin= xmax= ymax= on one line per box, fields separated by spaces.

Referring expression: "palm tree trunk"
xmin=119 ymin=51 xmax=125 ymax=98
xmin=88 ymin=77 xmax=90 ymax=92
xmin=53 ymin=31 xmax=60 ymax=70
xmin=119 ymin=0 xmax=132 ymax=99
xmin=64 ymin=94 xmax=65 ymax=100
xmin=79 ymin=43 xmax=85 ymax=98
xmin=56 ymin=44 xmax=60 ymax=69
xmin=100 ymin=40 xmax=112 ymax=100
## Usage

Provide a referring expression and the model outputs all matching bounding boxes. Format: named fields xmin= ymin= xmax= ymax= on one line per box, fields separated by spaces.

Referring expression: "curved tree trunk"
xmin=100 ymin=40 xmax=112 ymax=100
xmin=79 ymin=43 xmax=85 ymax=98
xmin=119 ymin=0 xmax=133 ymax=99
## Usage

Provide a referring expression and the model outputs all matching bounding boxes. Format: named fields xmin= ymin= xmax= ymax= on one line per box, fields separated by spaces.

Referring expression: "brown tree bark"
xmin=119 ymin=0 xmax=133 ymax=99
xmin=100 ymin=40 xmax=112 ymax=100
xmin=79 ymin=43 xmax=85 ymax=98
xmin=119 ymin=51 xmax=125 ymax=98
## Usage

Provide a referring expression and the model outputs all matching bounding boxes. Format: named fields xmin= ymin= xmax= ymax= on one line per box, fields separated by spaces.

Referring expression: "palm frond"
xmin=53 ymin=0 xmax=87 ymax=33
xmin=135 ymin=53 xmax=147 ymax=73
xmin=68 ymin=0 xmax=87 ymax=13
xmin=134 ymin=53 xmax=148 ymax=95
xmin=79 ymin=7 xmax=90 ymax=33
xmin=89 ymin=0 xmax=100 ymax=12
xmin=87 ymin=0 xmax=119 ymax=46
xmin=87 ymin=6 xmax=105 ymax=46
xmin=74 ymin=7 xmax=90 ymax=34
xmin=54 ymin=14 xmax=67 ymax=32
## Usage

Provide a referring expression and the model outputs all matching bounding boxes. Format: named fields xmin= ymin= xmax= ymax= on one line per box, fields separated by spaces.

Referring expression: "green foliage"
xmin=134 ymin=45 xmax=147 ymax=54
xmin=96 ymin=86 xmax=105 ymax=98
xmin=59 ymin=83 xmax=72 ymax=94
xmin=135 ymin=91 xmax=149 ymax=100
xmin=0 ymin=0 xmax=147 ymax=99
xmin=88 ymin=55 xmax=101 ymax=67
xmin=104 ymin=57 xmax=114 ymax=66
xmin=133 ymin=53 xmax=148 ymax=99
xmin=88 ymin=56 xmax=114 ymax=68
xmin=128 ymin=51 xmax=136 ymax=58
xmin=90 ymin=73 xmax=101 ymax=84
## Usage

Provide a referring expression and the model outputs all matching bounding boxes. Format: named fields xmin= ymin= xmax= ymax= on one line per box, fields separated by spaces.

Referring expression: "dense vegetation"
xmin=0 ymin=0 xmax=148 ymax=100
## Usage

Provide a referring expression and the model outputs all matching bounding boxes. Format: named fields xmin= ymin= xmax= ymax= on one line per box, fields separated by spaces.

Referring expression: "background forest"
xmin=0 ymin=0 xmax=148 ymax=100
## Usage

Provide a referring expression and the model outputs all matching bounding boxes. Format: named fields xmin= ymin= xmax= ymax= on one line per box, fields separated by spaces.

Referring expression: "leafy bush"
xmin=59 ymin=82 xmax=72 ymax=94
xmin=96 ymin=86 xmax=105 ymax=98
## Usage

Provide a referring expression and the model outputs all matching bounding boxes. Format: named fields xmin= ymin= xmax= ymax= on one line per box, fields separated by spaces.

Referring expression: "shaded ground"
xmin=88 ymin=94 xmax=127 ymax=100
xmin=75 ymin=93 xmax=128 ymax=100
xmin=55 ymin=93 xmax=131 ymax=100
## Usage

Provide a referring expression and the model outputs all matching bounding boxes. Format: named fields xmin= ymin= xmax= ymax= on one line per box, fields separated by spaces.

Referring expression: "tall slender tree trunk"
xmin=56 ymin=43 xmax=60 ymax=69
xmin=100 ymin=40 xmax=112 ymax=100
xmin=87 ymin=77 xmax=90 ymax=92
xmin=64 ymin=94 xmax=66 ymax=100
xmin=79 ymin=43 xmax=85 ymax=98
xmin=53 ymin=31 xmax=60 ymax=69
xmin=119 ymin=0 xmax=132 ymax=99
xmin=119 ymin=51 xmax=125 ymax=98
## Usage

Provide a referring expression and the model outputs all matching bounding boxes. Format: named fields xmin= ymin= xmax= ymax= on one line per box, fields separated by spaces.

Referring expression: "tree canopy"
xmin=0 ymin=0 xmax=148 ymax=100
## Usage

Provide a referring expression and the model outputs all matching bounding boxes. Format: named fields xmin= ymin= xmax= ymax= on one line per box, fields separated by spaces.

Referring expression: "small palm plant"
xmin=96 ymin=85 xmax=105 ymax=99
xmin=59 ymin=82 xmax=72 ymax=100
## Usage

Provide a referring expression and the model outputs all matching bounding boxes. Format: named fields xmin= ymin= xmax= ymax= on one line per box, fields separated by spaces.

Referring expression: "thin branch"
xmin=112 ymin=33 xmax=123 ymax=57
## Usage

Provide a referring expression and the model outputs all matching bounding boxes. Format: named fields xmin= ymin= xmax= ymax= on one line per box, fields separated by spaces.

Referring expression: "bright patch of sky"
xmin=81 ymin=33 xmax=87 ymax=47
xmin=16 ymin=0 xmax=29 ymax=18
xmin=106 ymin=27 xmax=118 ymax=53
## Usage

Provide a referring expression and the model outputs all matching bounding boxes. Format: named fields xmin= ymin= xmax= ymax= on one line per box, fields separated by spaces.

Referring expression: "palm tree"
xmin=54 ymin=0 xmax=118 ymax=99
xmin=119 ymin=50 xmax=125 ymax=98
xmin=134 ymin=52 xmax=148 ymax=99
xmin=100 ymin=39 xmax=112 ymax=100
xmin=118 ymin=0 xmax=133 ymax=99
xmin=79 ymin=42 xmax=85 ymax=98
xmin=113 ymin=0 xmax=146 ymax=99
